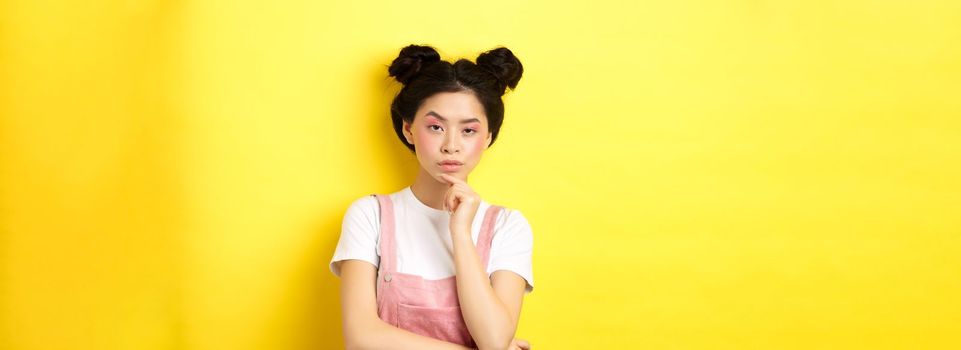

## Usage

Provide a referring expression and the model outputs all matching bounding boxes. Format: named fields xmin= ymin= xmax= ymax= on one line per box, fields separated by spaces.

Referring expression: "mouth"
xmin=437 ymin=160 xmax=463 ymax=172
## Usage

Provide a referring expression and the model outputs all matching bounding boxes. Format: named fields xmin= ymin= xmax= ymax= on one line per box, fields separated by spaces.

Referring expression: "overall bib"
xmin=372 ymin=194 xmax=503 ymax=348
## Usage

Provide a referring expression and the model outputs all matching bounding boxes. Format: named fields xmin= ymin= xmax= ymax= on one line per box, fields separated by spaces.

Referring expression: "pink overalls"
xmin=372 ymin=194 xmax=503 ymax=348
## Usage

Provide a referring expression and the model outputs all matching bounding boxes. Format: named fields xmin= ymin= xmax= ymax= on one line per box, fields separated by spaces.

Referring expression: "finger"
xmin=444 ymin=187 xmax=454 ymax=213
xmin=439 ymin=173 xmax=468 ymax=186
xmin=516 ymin=339 xmax=531 ymax=349
xmin=448 ymin=187 xmax=465 ymax=213
xmin=448 ymin=187 xmax=462 ymax=212
xmin=450 ymin=182 xmax=476 ymax=200
xmin=438 ymin=174 xmax=476 ymax=198
xmin=436 ymin=173 xmax=453 ymax=186
xmin=437 ymin=173 xmax=451 ymax=183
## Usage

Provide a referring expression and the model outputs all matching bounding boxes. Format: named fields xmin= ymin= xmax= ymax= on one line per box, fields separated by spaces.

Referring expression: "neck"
xmin=409 ymin=168 xmax=467 ymax=211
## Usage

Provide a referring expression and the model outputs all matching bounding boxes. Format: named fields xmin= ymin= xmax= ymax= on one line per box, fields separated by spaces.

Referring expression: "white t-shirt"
xmin=329 ymin=186 xmax=534 ymax=293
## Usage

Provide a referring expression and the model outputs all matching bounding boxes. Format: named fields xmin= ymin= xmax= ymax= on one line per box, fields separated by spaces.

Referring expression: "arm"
xmin=451 ymin=231 xmax=528 ymax=350
xmin=337 ymin=259 xmax=475 ymax=350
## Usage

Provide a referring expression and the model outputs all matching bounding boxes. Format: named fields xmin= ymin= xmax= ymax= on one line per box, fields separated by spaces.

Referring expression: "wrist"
xmin=450 ymin=227 xmax=471 ymax=239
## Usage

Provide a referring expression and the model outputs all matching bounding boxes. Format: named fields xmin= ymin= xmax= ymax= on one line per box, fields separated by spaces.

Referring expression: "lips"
xmin=438 ymin=160 xmax=463 ymax=172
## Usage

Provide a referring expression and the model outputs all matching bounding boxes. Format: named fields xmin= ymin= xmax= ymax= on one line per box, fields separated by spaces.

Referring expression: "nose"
xmin=442 ymin=134 xmax=460 ymax=154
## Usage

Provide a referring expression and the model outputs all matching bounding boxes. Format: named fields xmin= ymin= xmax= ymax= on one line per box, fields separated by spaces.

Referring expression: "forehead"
xmin=415 ymin=91 xmax=487 ymax=124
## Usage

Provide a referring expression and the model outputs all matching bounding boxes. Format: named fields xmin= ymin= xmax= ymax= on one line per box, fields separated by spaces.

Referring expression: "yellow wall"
xmin=2 ymin=0 xmax=959 ymax=349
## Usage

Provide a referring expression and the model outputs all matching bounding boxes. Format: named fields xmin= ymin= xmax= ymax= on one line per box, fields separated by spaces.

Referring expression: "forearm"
xmin=451 ymin=230 xmax=515 ymax=350
xmin=346 ymin=316 xmax=474 ymax=350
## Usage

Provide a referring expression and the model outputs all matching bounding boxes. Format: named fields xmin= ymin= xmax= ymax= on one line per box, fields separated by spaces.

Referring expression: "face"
xmin=402 ymin=91 xmax=493 ymax=182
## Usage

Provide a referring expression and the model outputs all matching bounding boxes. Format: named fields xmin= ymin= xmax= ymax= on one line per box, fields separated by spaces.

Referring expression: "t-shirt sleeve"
xmin=486 ymin=208 xmax=535 ymax=294
xmin=329 ymin=195 xmax=381 ymax=277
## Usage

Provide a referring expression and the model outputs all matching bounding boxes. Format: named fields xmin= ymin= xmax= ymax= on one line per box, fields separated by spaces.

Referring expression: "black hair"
xmin=387 ymin=44 xmax=523 ymax=153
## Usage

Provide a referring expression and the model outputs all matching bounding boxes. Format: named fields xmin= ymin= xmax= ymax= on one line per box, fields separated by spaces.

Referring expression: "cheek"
xmin=413 ymin=128 xmax=438 ymax=148
xmin=469 ymin=137 xmax=486 ymax=153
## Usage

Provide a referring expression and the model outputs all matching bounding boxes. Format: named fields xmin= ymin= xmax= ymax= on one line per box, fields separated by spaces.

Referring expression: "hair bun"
xmin=388 ymin=45 xmax=441 ymax=85
xmin=476 ymin=47 xmax=523 ymax=94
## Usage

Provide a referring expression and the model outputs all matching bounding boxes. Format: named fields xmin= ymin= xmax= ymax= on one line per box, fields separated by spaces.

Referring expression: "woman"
xmin=329 ymin=44 xmax=534 ymax=350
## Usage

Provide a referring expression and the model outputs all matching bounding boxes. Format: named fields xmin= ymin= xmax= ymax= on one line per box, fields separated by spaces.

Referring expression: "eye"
xmin=463 ymin=128 xmax=476 ymax=135
xmin=428 ymin=125 xmax=443 ymax=132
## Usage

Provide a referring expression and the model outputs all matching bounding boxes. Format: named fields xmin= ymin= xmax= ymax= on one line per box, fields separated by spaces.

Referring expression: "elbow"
xmin=477 ymin=342 xmax=512 ymax=350
xmin=474 ymin=330 xmax=515 ymax=350
xmin=343 ymin=336 xmax=365 ymax=350
xmin=345 ymin=343 xmax=369 ymax=350
xmin=343 ymin=318 xmax=379 ymax=350
xmin=343 ymin=330 xmax=365 ymax=350
xmin=344 ymin=331 xmax=376 ymax=350
xmin=478 ymin=343 xmax=511 ymax=350
xmin=472 ymin=311 xmax=517 ymax=350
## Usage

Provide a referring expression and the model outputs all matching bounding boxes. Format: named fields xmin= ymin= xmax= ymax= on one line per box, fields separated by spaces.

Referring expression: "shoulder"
xmin=486 ymin=205 xmax=535 ymax=292
xmin=491 ymin=205 xmax=533 ymax=239
xmin=347 ymin=194 xmax=379 ymax=212
xmin=330 ymin=194 xmax=384 ymax=277
xmin=342 ymin=194 xmax=381 ymax=227
xmin=492 ymin=204 xmax=530 ymax=227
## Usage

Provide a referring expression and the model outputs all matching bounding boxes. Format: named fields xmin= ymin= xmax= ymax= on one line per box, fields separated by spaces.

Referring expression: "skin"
xmin=337 ymin=91 xmax=531 ymax=350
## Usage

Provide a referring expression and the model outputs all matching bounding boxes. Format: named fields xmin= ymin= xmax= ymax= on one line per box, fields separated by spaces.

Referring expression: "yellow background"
xmin=2 ymin=0 xmax=959 ymax=349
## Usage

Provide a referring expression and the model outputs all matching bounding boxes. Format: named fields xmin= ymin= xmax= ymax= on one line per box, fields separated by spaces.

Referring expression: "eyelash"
xmin=429 ymin=125 xmax=476 ymax=135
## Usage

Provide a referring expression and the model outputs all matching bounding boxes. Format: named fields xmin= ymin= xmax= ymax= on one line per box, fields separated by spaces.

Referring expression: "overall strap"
xmin=475 ymin=205 xmax=503 ymax=269
xmin=373 ymin=194 xmax=397 ymax=274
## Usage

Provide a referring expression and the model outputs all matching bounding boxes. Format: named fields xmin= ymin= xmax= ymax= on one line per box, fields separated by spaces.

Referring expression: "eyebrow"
xmin=425 ymin=111 xmax=481 ymax=124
